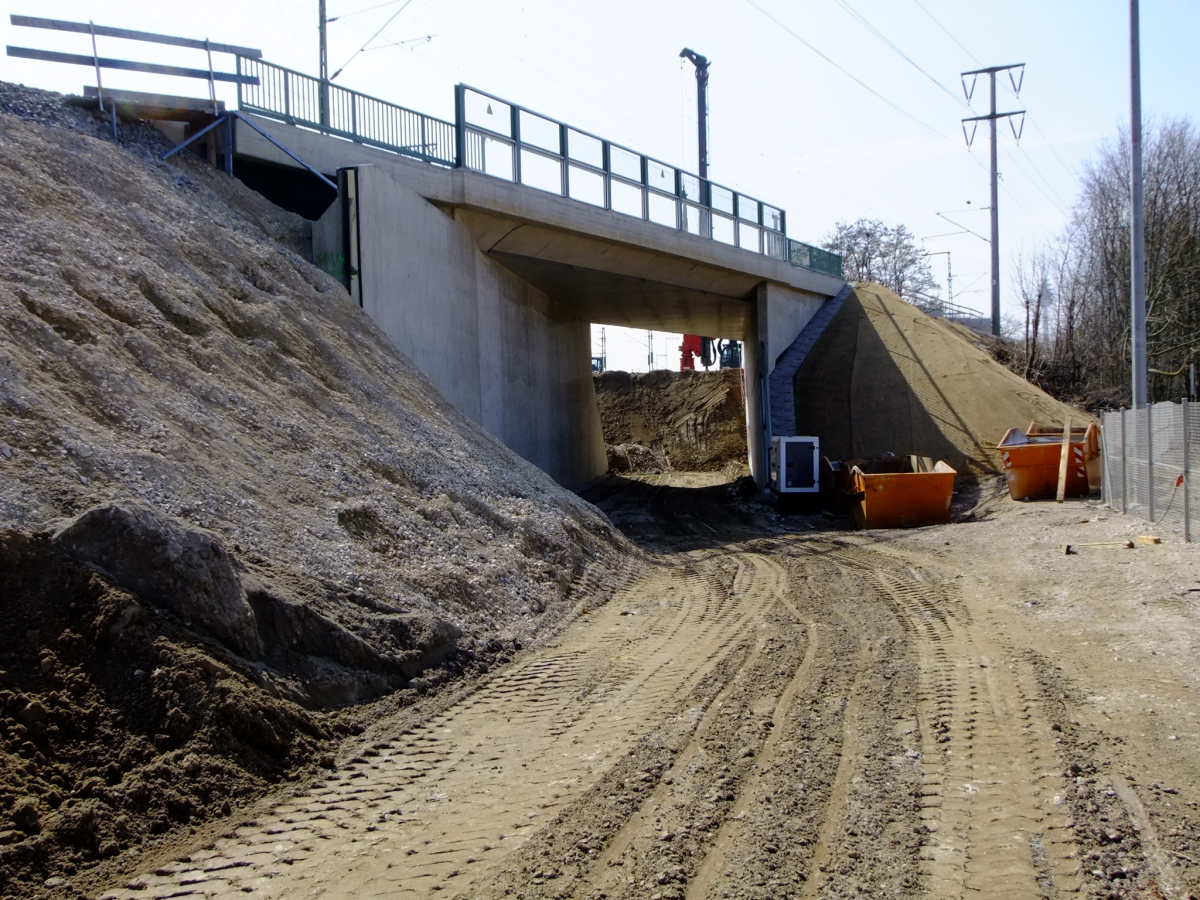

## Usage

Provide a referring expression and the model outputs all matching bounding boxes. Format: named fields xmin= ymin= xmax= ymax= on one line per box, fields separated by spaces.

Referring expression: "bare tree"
xmin=823 ymin=219 xmax=941 ymax=308
xmin=993 ymin=117 xmax=1200 ymax=408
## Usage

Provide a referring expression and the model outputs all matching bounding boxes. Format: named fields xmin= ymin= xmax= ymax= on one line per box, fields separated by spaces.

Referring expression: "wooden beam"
xmin=1056 ymin=416 xmax=1072 ymax=503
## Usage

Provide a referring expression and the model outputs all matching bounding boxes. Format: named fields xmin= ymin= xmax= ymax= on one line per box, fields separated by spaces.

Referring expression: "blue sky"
xmin=5 ymin=0 xmax=1197 ymax=372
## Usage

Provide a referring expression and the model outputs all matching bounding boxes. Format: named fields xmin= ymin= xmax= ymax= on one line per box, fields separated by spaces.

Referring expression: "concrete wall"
xmin=325 ymin=163 xmax=606 ymax=488
xmin=746 ymin=282 xmax=827 ymax=486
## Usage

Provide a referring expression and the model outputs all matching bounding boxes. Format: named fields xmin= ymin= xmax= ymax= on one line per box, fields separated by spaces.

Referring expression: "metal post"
xmin=1113 ymin=408 xmax=1123 ymax=513
xmin=559 ymin=122 xmax=568 ymax=197
xmin=1147 ymin=402 xmax=1155 ymax=521
xmin=319 ymin=0 xmax=330 ymax=128
xmin=1183 ymin=397 xmax=1191 ymax=542
xmin=511 ymin=103 xmax=521 ymax=184
xmin=454 ymin=85 xmax=465 ymax=169
xmin=224 ymin=115 xmax=234 ymax=176
xmin=205 ymin=38 xmax=217 ymax=116
xmin=680 ymin=48 xmax=710 ymax=180
xmin=989 ymin=71 xmax=1000 ymax=336
xmin=1130 ymin=0 xmax=1148 ymax=410
xmin=89 ymin=20 xmax=103 ymax=112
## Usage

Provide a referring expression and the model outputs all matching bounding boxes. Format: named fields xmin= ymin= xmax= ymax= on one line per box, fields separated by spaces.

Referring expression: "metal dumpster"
xmin=827 ymin=454 xmax=957 ymax=529
xmin=997 ymin=421 xmax=1101 ymax=501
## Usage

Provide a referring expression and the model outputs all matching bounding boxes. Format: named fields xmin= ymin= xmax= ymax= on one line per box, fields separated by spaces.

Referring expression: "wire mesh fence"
xmin=1102 ymin=400 xmax=1195 ymax=541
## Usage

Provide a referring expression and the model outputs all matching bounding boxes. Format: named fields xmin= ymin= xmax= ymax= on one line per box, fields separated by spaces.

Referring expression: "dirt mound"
xmin=0 ymin=86 xmax=628 ymax=895
xmin=793 ymin=283 xmax=1095 ymax=480
xmin=0 ymin=530 xmax=331 ymax=897
xmin=594 ymin=369 xmax=748 ymax=474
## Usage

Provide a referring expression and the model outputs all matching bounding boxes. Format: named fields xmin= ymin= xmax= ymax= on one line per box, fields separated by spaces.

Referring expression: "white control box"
xmin=770 ymin=436 xmax=820 ymax=494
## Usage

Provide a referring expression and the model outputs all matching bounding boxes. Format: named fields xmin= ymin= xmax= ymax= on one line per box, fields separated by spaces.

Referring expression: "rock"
xmin=0 ymin=829 xmax=26 ymax=845
xmin=53 ymin=500 xmax=261 ymax=658
xmin=12 ymin=797 xmax=41 ymax=834
xmin=17 ymin=699 xmax=48 ymax=724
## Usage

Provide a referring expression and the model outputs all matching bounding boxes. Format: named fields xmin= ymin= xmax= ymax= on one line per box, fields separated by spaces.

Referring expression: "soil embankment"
xmin=793 ymin=283 xmax=1095 ymax=479
xmin=594 ymin=369 xmax=748 ymax=474
xmin=0 ymin=85 xmax=626 ymax=896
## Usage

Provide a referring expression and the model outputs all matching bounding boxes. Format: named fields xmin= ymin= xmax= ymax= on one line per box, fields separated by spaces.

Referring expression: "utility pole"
xmin=1129 ymin=0 xmax=1148 ymax=408
xmin=961 ymin=64 xmax=1025 ymax=337
xmin=318 ymin=0 xmax=330 ymax=126
xmin=679 ymin=49 xmax=710 ymax=180
xmin=647 ymin=329 xmax=654 ymax=371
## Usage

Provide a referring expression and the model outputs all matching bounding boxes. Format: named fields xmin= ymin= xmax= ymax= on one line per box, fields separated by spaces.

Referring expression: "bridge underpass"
xmin=230 ymin=100 xmax=845 ymax=489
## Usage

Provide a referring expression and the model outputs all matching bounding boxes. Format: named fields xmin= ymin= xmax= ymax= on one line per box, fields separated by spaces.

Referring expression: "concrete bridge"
xmin=227 ymin=71 xmax=847 ymax=488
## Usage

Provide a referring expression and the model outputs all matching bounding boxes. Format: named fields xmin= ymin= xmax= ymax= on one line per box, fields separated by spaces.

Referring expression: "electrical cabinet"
xmin=770 ymin=436 xmax=820 ymax=494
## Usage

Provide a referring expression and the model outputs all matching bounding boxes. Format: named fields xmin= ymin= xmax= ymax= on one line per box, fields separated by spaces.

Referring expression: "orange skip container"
xmin=997 ymin=421 xmax=1102 ymax=501
xmin=846 ymin=456 xmax=957 ymax=529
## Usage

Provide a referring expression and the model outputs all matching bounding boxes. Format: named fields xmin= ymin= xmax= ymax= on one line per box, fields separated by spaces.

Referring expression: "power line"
xmin=330 ymin=0 xmax=413 ymax=80
xmin=909 ymin=0 xmax=981 ymax=66
xmin=744 ymin=0 xmax=978 ymax=163
xmin=830 ymin=0 xmax=968 ymax=108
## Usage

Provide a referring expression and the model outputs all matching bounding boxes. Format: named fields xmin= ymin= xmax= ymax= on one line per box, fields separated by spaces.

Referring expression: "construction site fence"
xmin=1101 ymin=400 xmax=1197 ymax=542
xmin=233 ymin=59 xmax=841 ymax=279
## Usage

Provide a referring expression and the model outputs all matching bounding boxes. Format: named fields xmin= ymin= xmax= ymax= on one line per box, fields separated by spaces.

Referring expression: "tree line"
xmin=1011 ymin=117 xmax=1199 ymax=409
xmin=823 ymin=118 xmax=1200 ymax=411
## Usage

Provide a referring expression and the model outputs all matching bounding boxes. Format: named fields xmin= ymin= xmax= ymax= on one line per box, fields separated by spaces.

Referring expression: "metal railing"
xmin=788 ymin=240 xmax=843 ymax=278
xmin=230 ymin=63 xmax=842 ymax=278
xmin=1102 ymin=400 xmax=1195 ymax=541
xmin=454 ymin=84 xmax=841 ymax=275
xmin=236 ymin=57 xmax=456 ymax=167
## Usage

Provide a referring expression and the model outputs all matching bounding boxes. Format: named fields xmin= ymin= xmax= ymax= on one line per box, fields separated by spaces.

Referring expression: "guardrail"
xmin=232 ymin=62 xmax=841 ymax=278
xmin=457 ymin=85 xmax=805 ymax=264
xmin=236 ymin=57 xmax=456 ymax=167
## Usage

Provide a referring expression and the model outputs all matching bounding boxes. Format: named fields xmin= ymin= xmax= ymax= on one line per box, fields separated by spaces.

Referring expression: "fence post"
xmin=454 ymin=84 xmax=466 ymax=169
xmin=1184 ymin=397 xmax=1192 ymax=543
xmin=1102 ymin=417 xmax=1112 ymax=507
xmin=1120 ymin=408 xmax=1128 ymax=514
xmin=1147 ymin=402 xmax=1155 ymax=522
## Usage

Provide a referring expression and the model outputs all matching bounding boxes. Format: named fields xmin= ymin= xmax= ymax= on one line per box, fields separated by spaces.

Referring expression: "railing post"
xmin=511 ymin=102 xmax=521 ymax=184
xmin=674 ymin=168 xmax=682 ymax=231
xmin=1184 ymin=397 xmax=1191 ymax=542
xmin=454 ymin=84 xmax=465 ymax=169
xmin=559 ymin=122 xmax=568 ymax=197
xmin=640 ymin=156 xmax=649 ymax=221
xmin=1147 ymin=402 xmax=1155 ymax=521
xmin=236 ymin=56 xmax=243 ymax=109
xmin=351 ymin=92 xmax=358 ymax=141
xmin=602 ymin=141 xmax=611 ymax=210
xmin=283 ymin=68 xmax=291 ymax=122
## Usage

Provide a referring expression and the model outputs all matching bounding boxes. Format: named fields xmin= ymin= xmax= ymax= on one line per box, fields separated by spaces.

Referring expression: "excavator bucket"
xmin=834 ymin=455 xmax=957 ymax=529
xmin=998 ymin=421 xmax=1101 ymax=501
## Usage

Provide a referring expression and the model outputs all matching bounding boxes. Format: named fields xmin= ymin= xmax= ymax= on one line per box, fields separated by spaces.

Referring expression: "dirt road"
xmin=90 ymin=477 xmax=1200 ymax=900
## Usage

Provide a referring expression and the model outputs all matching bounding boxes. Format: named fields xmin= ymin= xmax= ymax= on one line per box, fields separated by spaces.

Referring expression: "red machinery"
xmin=679 ymin=334 xmax=704 ymax=370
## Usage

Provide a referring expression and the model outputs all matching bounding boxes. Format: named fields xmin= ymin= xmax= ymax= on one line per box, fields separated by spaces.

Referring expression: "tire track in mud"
xmin=834 ymin=544 xmax=1082 ymax=899
xmin=95 ymin=554 xmax=778 ymax=900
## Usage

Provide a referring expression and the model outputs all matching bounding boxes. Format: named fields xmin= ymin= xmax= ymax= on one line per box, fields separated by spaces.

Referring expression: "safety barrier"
xmin=236 ymin=57 xmax=456 ymax=166
xmin=233 ymin=61 xmax=842 ymax=278
xmin=1102 ymin=400 xmax=1196 ymax=541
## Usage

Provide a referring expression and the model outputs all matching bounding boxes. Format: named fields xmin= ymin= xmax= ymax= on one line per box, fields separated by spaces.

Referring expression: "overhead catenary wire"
xmin=830 ymin=0 xmax=970 ymax=108
xmin=744 ymin=0 xmax=985 ymax=169
xmin=330 ymin=0 xmax=413 ymax=80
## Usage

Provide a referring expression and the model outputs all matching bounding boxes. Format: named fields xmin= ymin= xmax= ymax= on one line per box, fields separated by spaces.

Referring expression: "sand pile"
xmin=594 ymin=369 xmax=748 ymax=474
xmin=792 ymin=283 xmax=1094 ymax=480
xmin=0 ymin=85 xmax=627 ymax=895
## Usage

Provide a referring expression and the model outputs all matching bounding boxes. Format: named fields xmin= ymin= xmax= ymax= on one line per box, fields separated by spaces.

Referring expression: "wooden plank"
xmin=1056 ymin=415 xmax=1072 ymax=503
xmin=10 ymin=15 xmax=261 ymax=57
xmin=5 ymin=47 xmax=259 ymax=84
